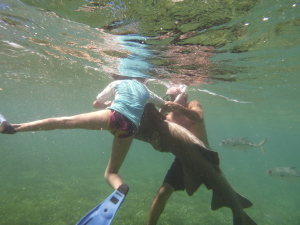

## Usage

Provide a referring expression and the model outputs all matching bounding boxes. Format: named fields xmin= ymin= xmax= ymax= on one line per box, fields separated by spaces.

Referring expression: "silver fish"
xmin=266 ymin=167 xmax=300 ymax=181
xmin=220 ymin=137 xmax=266 ymax=153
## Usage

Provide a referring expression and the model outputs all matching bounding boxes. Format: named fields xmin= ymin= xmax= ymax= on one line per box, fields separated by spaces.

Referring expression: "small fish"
xmin=220 ymin=137 xmax=266 ymax=153
xmin=266 ymin=167 xmax=300 ymax=181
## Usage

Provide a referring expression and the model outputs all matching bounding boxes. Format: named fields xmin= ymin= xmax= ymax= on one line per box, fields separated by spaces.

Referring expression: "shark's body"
xmin=135 ymin=103 xmax=256 ymax=225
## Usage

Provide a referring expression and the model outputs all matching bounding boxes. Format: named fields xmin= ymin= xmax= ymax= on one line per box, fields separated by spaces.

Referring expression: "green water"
xmin=1 ymin=0 xmax=300 ymax=224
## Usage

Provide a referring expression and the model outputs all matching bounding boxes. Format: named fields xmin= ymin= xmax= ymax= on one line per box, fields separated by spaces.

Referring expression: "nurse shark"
xmin=135 ymin=103 xmax=257 ymax=225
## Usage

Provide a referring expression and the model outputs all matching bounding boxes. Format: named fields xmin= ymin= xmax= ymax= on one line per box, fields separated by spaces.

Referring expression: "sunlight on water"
xmin=1 ymin=0 xmax=300 ymax=224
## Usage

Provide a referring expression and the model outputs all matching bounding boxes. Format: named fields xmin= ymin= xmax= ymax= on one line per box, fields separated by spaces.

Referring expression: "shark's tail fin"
xmin=256 ymin=139 xmax=266 ymax=153
xmin=211 ymin=188 xmax=256 ymax=224
xmin=233 ymin=210 xmax=257 ymax=225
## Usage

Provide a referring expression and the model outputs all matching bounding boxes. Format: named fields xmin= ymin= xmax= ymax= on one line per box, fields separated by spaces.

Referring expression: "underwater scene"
xmin=0 ymin=0 xmax=300 ymax=224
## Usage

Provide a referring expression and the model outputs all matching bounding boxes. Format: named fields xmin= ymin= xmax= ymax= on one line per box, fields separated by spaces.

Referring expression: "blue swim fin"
xmin=0 ymin=114 xmax=16 ymax=134
xmin=77 ymin=184 xmax=129 ymax=225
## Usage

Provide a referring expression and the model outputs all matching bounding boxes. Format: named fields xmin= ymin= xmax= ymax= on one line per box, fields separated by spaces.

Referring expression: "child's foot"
xmin=1 ymin=121 xmax=16 ymax=134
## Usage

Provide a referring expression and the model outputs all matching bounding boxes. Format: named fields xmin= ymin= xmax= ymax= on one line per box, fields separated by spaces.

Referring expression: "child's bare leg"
xmin=13 ymin=110 xmax=111 ymax=132
xmin=105 ymin=136 xmax=133 ymax=189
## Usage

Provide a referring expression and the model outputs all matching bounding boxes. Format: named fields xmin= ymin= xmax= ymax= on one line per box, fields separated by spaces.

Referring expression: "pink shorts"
xmin=108 ymin=110 xmax=137 ymax=138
